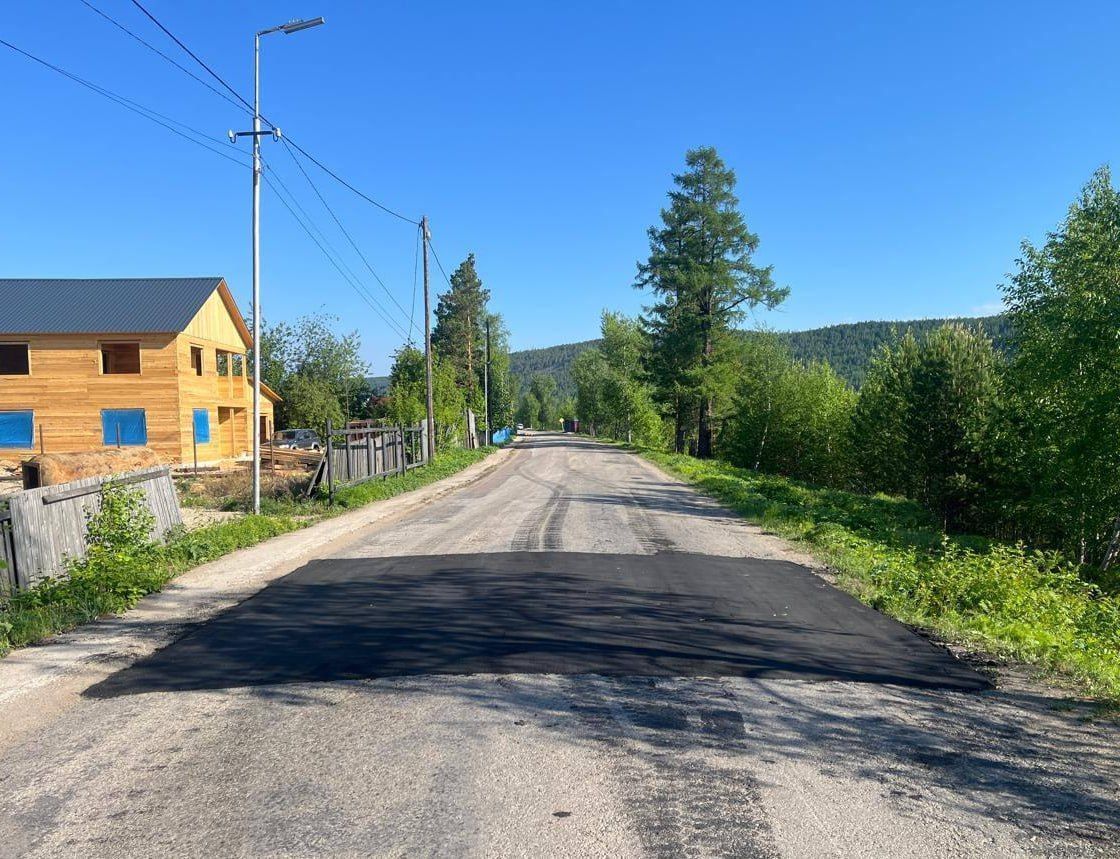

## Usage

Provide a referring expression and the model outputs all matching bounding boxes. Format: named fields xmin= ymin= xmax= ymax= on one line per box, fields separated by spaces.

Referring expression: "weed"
xmin=640 ymin=447 xmax=1120 ymax=703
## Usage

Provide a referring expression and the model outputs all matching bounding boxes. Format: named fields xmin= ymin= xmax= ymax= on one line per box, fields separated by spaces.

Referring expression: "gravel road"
xmin=0 ymin=432 xmax=1116 ymax=858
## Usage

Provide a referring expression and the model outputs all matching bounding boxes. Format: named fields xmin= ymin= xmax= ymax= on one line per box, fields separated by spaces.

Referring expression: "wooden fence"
xmin=307 ymin=422 xmax=429 ymax=501
xmin=0 ymin=511 xmax=17 ymax=593
xmin=5 ymin=466 xmax=181 ymax=589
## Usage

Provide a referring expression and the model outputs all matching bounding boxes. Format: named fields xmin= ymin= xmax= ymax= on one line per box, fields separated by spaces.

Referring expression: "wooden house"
xmin=0 ymin=277 xmax=279 ymax=465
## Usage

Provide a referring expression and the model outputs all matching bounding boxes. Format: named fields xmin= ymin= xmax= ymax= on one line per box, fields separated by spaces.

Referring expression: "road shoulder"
xmin=0 ymin=444 xmax=519 ymax=750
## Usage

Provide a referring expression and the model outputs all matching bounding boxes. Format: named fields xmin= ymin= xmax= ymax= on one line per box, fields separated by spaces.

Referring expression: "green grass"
xmin=639 ymin=448 xmax=1120 ymax=704
xmin=0 ymin=446 xmax=498 ymax=654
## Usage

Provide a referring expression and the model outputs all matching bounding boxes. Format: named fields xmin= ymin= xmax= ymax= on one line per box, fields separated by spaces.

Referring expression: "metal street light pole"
xmin=231 ymin=16 xmax=324 ymax=515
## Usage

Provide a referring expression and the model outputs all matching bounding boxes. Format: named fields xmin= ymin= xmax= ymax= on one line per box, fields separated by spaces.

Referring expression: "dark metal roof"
xmin=0 ymin=277 xmax=225 ymax=335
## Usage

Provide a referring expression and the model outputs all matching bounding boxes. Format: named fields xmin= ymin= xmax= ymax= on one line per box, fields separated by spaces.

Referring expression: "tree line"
xmin=575 ymin=148 xmax=1120 ymax=570
xmin=259 ymin=252 xmax=515 ymax=447
xmin=510 ymin=315 xmax=1010 ymax=402
xmin=385 ymin=253 xmax=515 ymax=447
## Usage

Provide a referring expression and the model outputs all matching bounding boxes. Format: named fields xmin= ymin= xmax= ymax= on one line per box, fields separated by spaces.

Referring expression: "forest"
xmin=511 ymin=315 xmax=1012 ymax=397
xmin=565 ymin=147 xmax=1120 ymax=700
xmin=260 ymin=252 xmax=515 ymax=447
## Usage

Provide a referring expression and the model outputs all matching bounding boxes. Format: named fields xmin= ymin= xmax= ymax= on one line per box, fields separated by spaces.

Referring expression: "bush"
xmin=644 ymin=448 xmax=1120 ymax=703
xmin=722 ymin=334 xmax=856 ymax=486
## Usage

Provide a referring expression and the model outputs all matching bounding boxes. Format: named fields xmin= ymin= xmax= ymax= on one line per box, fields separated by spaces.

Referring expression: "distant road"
xmin=1 ymin=431 xmax=1117 ymax=857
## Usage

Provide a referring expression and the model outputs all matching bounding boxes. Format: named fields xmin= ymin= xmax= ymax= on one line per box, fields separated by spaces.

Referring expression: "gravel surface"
xmin=0 ymin=432 xmax=1116 ymax=858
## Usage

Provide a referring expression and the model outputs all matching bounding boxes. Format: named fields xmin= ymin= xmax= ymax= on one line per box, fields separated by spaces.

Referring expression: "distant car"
xmin=272 ymin=428 xmax=322 ymax=451
xmin=516 ymin=423 xmax=524 ymax=431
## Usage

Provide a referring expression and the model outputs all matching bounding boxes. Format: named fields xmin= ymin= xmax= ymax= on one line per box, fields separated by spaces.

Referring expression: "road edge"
xmin=0 ymin=443 xmax=521 ymax=744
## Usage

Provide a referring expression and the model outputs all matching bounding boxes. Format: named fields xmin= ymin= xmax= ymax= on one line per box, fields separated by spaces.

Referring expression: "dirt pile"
xmin=24 ymin=448 xmax=164 ymax=487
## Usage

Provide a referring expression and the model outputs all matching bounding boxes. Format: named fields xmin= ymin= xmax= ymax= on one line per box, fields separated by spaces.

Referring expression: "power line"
xmin=126 ymin=0 xmax=420 ymax=226
xmin=263 ymin=171 xmax=411 ymax=341
xmin=1 ymin=27 xmax=412 ymax=346
xmin=281 ymin=139 xmax=416 ymax=336
xmin=0 ymin=37 xmax=250 ymax=169
xmin=428 ymin=239 xmax=454 ymax=287
xmin=264 ymin=165 xmax=411 ymax=339
xmin=128 ymin=0 xmax=254 ymax=114
xmin=77 ymin=0 xmax=252 ymax=118
xmin=282 ymin=140 xmax=420 ymax=226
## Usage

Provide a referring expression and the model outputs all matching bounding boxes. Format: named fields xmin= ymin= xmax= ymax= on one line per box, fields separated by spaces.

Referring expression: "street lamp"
xmin=231 ymin=16 xmax=324 ymax=515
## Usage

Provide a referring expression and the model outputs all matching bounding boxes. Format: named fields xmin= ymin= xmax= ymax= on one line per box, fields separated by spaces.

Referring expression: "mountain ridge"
xmin=509 ymin=315 xmax=1011 ymax=396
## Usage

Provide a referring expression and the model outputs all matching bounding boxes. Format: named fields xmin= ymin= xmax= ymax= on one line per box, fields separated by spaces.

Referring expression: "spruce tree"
xmin=432 ymin=253 xmax=490 ymax=404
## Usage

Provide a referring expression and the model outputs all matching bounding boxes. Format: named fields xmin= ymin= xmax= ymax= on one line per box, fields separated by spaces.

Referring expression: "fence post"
xmin=193 ymin=421 xmax=198 ymax=475
xmin=398 ymin=427 xmax=406 ymax=475
xmin=325 ymin=418 xmax=334 ymax=504
xmin=344 ymin=426 xmax=353 ymax=484
xmin=366 ymin=429 xmax=373 ymax=479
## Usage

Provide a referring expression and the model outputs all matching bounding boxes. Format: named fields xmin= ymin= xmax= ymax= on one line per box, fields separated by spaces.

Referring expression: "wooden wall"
xmin=0 ymin=286 xmax=275 ymax=466
xmin=0 ymin=332 xmax=182 ymax=462
xmin=175 ymin=288 xmax=274 ymax=465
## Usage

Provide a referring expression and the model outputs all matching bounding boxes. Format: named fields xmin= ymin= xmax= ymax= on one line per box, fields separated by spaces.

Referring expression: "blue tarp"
xmin=101 ymin=409 xmax=148 ymax=446
xmin=0 ymin=411 xmax=33 ymax=448
xmin=491 ymin=427 xmax=511 ymax=445
xmin=192 ymin=408 xmax=211 ymax=444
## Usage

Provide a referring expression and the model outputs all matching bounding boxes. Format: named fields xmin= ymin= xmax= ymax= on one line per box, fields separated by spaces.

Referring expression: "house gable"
xmin=182 ymin=281 xmax=253 ymax=351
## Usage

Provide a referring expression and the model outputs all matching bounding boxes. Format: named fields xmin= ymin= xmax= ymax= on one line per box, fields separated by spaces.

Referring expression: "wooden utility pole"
xmin=483 ymin=316 xmax=490 ymax=446
xmin=421 ymin=216 xmax=436 ymax=462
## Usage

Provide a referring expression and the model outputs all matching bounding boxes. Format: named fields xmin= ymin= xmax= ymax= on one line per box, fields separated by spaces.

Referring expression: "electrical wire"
xmin=76 ymin=0 xmax=253 ymax=118
xmin=281 ymin=140 xmax=420 ymax=226
xmin=112 ymin=1 xmax=420 ymax=340
xmin=263 ymin=170 xmax=411 ymax=341
xmin=129 ymin=0 xmax=254 ymax=114
xmin=264 ymin=166 xmax=411 ymax=338
xmin=126 ymin=0 xmax=420 ymax=225
xmin=281 ymin=139 xmax=416 ymax=334
xmin=428 ymin=239 xmax=455 ymax=287
xmin=0 ymin=37 xmax=249 ymax=169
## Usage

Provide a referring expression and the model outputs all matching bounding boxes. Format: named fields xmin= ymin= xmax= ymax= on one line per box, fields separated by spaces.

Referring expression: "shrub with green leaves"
xmin=0 ymin=446 xmax=497 ymax=654
xmin=643 ymin=448 xmax=1120 ymax=702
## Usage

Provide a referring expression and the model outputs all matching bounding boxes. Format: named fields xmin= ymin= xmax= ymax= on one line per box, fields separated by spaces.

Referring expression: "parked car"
xmin=272 ymin=428 xmax=322 ymax=451
xmin=516 ymin=423 xmax=524 ymax=431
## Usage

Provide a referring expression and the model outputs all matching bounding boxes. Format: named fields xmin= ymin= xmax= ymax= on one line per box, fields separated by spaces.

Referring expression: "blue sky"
xmin=2 ymin=1 xmax=1118 ymax=373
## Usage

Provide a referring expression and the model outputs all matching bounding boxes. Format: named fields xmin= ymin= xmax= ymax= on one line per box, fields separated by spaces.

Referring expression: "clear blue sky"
xmin=3 ymin=1 xmax=1118 ymax=373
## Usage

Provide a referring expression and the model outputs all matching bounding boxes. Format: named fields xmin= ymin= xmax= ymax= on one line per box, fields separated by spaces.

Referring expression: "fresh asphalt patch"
xmin=87 ymin=551 xmax=988 ymax=697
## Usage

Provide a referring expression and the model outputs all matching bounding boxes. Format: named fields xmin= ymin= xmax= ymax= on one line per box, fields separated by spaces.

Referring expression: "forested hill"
xmin=784 ymin=315 xmax=1012 ymax=387
xmin=508 ymin=339 xmax=599 ymax=399
xmin=510 ymin=315 xmax=1010 ymax=395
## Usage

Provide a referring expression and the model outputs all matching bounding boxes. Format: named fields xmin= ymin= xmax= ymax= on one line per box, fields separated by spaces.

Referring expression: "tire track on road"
xmin=561 ymin=676 xmax=775 ymax=858
xmin=509 ymin=462 xmax=570 ymax=551
xmin=623 ymin=487 xmax=676 ymax=554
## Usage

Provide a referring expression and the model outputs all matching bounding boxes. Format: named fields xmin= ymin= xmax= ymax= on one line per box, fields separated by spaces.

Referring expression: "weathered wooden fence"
xmin=5 ymin=466 xmax=181 ymax=589
xmin=307 ymin=422 xmax=429 ymax=501
xmin=0 ymin=510 xmax=17 ymax=593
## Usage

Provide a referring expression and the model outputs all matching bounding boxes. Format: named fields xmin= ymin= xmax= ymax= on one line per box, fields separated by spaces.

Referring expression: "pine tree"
xmin=432 ymin=253 xmax=490 ymax=404
xmin=636 ymin=147 xmax=787 ymax=456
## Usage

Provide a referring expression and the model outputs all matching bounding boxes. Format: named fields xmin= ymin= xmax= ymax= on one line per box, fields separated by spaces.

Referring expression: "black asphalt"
xmin=88 ymin=551 xmax=987 ymax=696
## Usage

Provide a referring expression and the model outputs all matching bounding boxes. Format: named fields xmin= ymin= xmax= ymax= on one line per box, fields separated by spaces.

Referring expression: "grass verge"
xmin=638 ymin=448 xmax=1120 ymax=704
xmin=0 ymin=446 xmax=498 ymax=654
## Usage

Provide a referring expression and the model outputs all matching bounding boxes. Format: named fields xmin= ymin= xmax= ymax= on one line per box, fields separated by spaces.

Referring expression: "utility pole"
xmin=483 ymin=316 xmax=491 ymax=446
xmin=231 ymin=15 xmax=324 ymax=515
xmin=422 ymin=216 xmax=436 ymax=462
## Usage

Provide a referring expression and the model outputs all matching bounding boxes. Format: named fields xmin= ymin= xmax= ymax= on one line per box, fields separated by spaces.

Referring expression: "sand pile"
xmin=25 ymin=448 xmax=164 ymax=487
